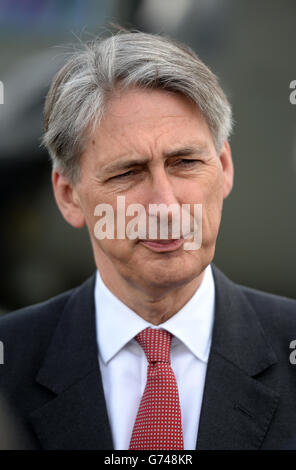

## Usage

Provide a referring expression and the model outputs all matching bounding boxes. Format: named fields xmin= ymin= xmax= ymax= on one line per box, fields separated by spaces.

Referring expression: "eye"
xmin=112 ymin=170 xmax=135 ymax=180
xmin=175 ymin=159 xmax=201 ymax=166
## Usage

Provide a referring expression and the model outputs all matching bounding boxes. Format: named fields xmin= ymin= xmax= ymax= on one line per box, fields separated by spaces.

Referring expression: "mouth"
xmin=138 ymin=238 xmax=185 ymax=252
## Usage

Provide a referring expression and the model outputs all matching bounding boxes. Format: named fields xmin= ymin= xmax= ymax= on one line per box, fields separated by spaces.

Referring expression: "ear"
xmin=219 ymin=141 xmax=234 ymax=199
xmin=52 ymin=170 xmax=85 ymax=228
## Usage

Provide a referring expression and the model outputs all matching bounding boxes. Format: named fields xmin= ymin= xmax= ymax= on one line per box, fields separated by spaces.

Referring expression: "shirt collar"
xmin=95 ymin=264 xmax=215 ymax=365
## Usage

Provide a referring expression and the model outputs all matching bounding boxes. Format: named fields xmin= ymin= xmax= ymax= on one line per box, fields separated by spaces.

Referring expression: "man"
xmin=0 ymin=31 xmax=296 ymax=450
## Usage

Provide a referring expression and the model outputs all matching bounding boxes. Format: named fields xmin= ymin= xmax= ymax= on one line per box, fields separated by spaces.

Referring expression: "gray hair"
xmin=42 ymin=31 xmax=233 ymax=182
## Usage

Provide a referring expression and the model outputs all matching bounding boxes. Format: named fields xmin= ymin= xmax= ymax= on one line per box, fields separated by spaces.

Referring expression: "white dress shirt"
xmin=94 ymin=264 xmax=215 ymax=450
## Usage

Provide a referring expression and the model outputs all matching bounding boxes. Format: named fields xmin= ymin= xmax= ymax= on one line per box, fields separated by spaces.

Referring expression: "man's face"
xmin=70 ymin=87 xmax=233 ymax=295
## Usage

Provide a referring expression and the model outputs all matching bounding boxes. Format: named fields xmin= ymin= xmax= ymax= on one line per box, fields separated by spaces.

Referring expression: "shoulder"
xmin=0 ymin=270 xmax=97 ymax=334
xmin=0 ymin=290 xmax=71 ymax=390
xmin=212 ymin=264 xmax=296 ymax=343
xmin=0 ymin=273 xmax=96 ymax=358
xmin=0 ymin=274 xmax=96 ymax=408
xmin=238 ymin=282 xmax=296 ymax=312
xmin=238 ymin=283 xmax=296 ymax=341
xmin=0 ymin=288 xmax=74 ymax=339
xmin=238 ymin=282 xmax=296 ymax=321
xmin=213 ymin=263 xmax=296 ymax=319
xmin=0 ymin=289 xmax=76 ymax=372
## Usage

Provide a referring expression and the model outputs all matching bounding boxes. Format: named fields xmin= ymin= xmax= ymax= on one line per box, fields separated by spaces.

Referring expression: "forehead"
xmin=101 ymin=87 xmax=202 ymax=129
xmin=83 ymin=87 xmax=215 ymax=166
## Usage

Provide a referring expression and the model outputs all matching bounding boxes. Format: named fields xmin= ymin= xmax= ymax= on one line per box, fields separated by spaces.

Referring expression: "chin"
xmin=140 ymin=261 xmax=202 ymax=291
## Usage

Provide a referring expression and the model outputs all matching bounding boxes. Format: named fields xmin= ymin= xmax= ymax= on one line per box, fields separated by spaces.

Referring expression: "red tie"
xmin=129 ymin=328 xmax=184 ymax=450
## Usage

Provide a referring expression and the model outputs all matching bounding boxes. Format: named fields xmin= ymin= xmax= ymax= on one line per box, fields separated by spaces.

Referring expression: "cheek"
xmin=186 ymin=169 xmax=223 ymax=210
xmin=93 ymin=236 xmax=135 ymax=263
xmin=202 ymin=163 xmax=224 ymax=204
xmin=79 ymin=187 xmax=118 ymax=235
xmin=200 ymin=172 xmax=224 ymax=237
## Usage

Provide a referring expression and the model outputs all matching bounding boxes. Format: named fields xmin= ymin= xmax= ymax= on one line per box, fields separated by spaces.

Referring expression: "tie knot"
xmin=136 ymin=328 xmax=172 ymax=364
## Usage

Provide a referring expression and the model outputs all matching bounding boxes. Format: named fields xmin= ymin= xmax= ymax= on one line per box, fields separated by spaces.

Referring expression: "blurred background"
xmin=0 ymin=0 xmax=295 ymax=313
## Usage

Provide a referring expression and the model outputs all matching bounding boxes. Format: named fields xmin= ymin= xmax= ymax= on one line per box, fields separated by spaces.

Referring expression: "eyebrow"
xmin=101 ymin=158 xmax=150 ymax=176
xmin=101 ymin=145 xmax=209 ymax=176
xmin=163 ymin=145 xmax=209 ymax=159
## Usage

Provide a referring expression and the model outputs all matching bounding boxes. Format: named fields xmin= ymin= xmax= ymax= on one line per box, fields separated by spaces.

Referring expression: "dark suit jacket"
xmin=0 ymin=264 xmax=296 ymax=450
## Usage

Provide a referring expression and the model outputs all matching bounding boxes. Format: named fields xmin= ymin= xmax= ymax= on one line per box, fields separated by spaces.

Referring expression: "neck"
xmin=96 ymin=260 xmax=206 ymax=325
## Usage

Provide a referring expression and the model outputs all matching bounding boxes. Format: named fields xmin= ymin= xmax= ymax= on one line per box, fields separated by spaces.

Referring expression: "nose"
xmin=147 ymin=167 xmax=179 ymax=207
xmin=143 ymin=167 xmax=181 ymax=238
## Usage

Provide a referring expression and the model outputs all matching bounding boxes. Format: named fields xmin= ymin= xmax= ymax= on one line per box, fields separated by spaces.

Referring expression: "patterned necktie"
xmin=129 ymin=327 xmax=184 ymax=450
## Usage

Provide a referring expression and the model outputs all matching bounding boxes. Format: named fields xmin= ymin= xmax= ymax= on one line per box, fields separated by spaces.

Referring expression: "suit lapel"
xmin=196 ymin=265 xmax=280 ymax=450
xmin=29 ymin=275 xmax=113 ymax=450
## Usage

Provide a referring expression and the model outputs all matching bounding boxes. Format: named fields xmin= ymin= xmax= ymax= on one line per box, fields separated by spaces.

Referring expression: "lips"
xmin=138 ymin=238 xmax=184 ymax=252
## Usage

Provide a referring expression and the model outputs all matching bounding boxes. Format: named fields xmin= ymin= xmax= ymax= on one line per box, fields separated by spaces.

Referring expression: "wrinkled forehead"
xmin=83 ymin=87 xmax=215 ymax=163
